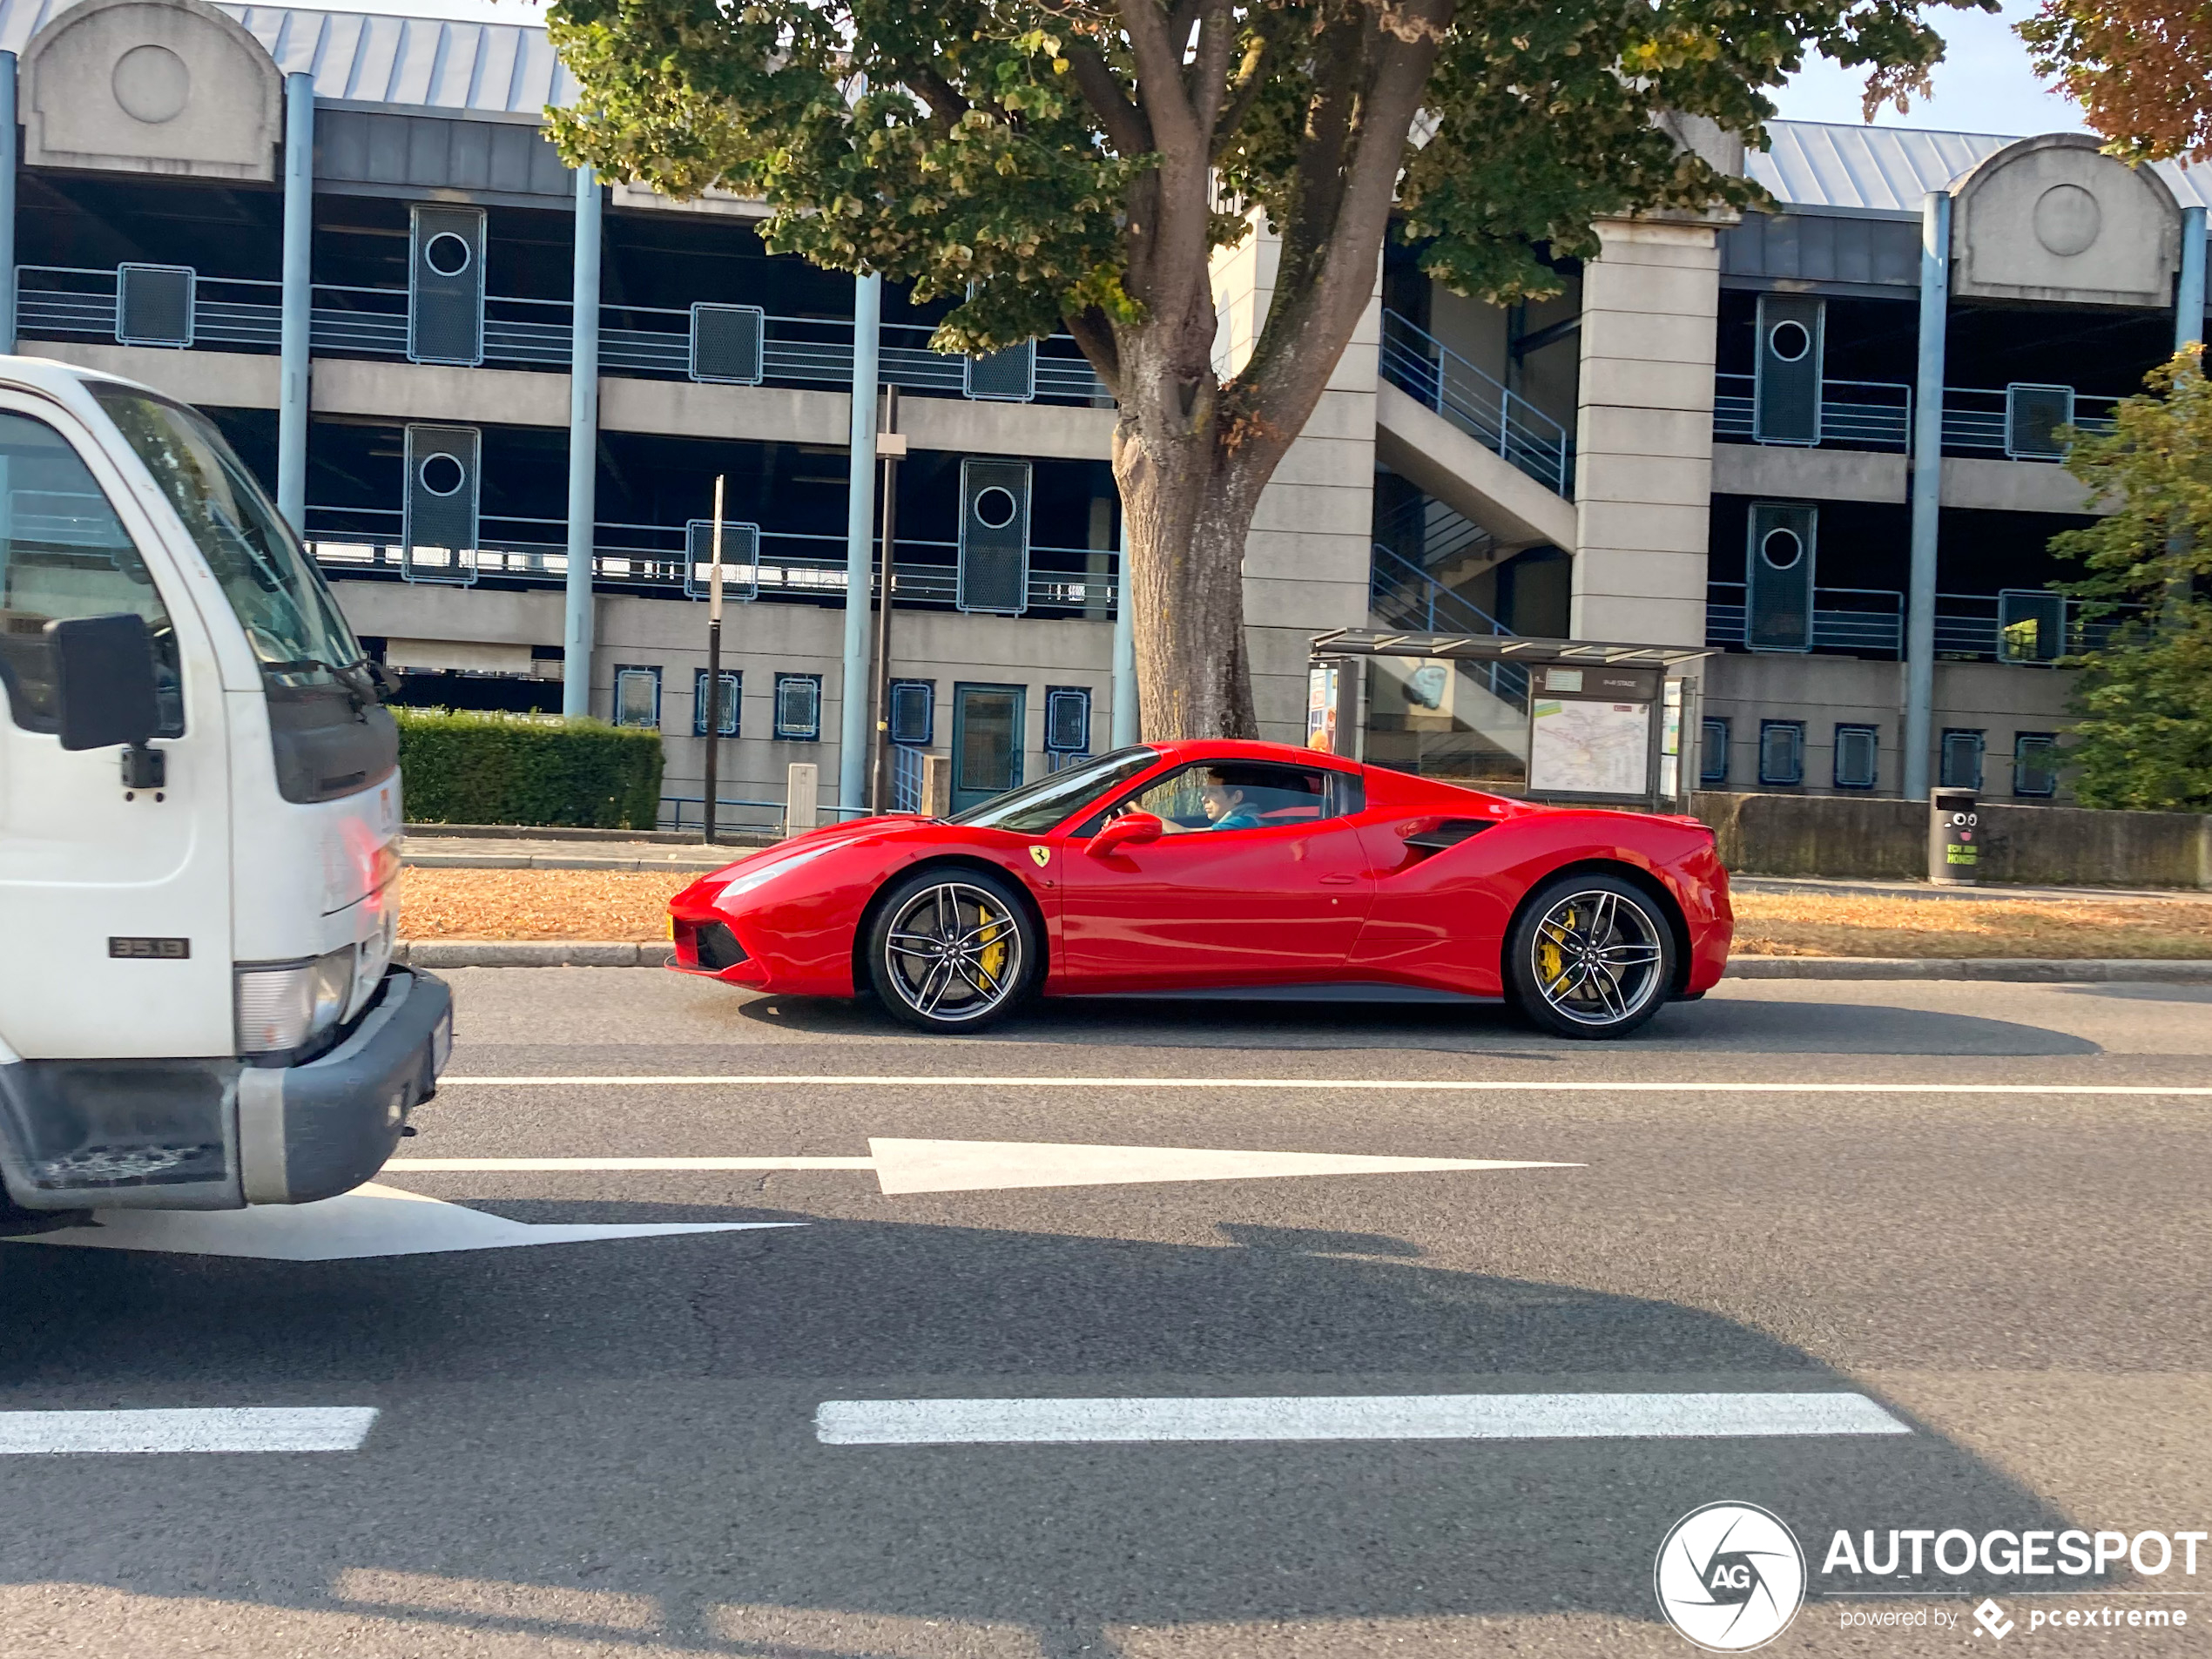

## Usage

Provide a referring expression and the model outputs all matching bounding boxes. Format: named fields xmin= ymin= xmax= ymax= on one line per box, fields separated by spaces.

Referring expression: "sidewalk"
xmin=1731 ymin=874 xmax=2203 ymax=904
xmin=401 ymin=824 xmax=771 ymax=873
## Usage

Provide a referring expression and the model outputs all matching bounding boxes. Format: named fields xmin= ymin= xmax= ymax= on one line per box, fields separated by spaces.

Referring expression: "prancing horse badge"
xmin=1028 ymin=846 xmax=1051 ymax=868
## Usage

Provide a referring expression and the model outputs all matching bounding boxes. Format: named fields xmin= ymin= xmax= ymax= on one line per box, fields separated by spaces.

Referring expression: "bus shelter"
xmin=1307 ymin=629 xmax=1714 ymax=811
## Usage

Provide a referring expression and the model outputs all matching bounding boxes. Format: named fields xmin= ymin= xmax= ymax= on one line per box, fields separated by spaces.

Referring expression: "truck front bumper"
xmin=0 ymin=968 xmax=452 ymax=1213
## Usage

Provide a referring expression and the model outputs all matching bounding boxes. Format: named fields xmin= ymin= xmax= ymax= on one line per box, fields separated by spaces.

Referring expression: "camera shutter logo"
xmin=1654 ymin=1502 xmax=1807 ymax=1651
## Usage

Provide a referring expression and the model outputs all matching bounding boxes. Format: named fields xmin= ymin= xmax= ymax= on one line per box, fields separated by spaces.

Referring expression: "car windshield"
xmin=91 ymin=385 xmax=363 ymax=689
xmin=948 ymin=747 xmax=1162 ymax=833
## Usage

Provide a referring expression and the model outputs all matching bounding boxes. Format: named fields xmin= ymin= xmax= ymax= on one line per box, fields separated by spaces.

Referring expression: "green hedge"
xmin=395 ymin=709 xmax=664 ymax=830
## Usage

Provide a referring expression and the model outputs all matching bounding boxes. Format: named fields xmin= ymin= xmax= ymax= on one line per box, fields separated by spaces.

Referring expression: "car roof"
xmin=0 ymin=354 xmax=168 ymax=421
xmin=1145 ymin=738 xmax=1361 ymax=772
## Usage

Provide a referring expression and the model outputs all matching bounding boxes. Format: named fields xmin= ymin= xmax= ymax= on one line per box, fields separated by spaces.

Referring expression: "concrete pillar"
xmin=2177 ymin=206 xmax=2206 ymax=353
xmin=562 ymin=165 xmax=603 ymax=719
xmin=840 ymin=273 xmax=882 ymax=809
xmin=276 ymin=71 xmax=314 ymax=532
xmin=1111 ymin=515 xmax=1137 ymax=747
xmin=1569 ymin=217 xmax=1721 ymax=646
xmin=1904 ymin=190 xmax=1952 ymax=802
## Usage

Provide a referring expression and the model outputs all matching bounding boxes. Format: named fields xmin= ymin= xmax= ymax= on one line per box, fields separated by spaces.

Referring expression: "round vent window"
xmin=1760 ymin=526 xmax=1804 ymax=569
xmin=419 ymin=453 xmax=467 ymax=497
xmin=424 ymin=233 xmax=473 ymax=279
xmin=973 ymin=486 xmax=1019 ymax=530
xmin=1767 ymin=320 xmax=1811 ymax=363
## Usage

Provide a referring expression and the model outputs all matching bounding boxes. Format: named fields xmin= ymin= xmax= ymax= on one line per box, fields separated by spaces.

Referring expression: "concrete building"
xmin=0 ymin=0 xmax=2195 ymax=819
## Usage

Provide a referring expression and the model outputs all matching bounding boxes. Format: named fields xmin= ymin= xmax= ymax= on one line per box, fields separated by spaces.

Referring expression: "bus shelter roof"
xmin=1311 ymin=629 xmax=1714 ymax=671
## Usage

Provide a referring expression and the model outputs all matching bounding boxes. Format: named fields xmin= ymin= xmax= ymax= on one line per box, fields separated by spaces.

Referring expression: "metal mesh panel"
xmin=1757 ymin=721 xmax=1804 ymax=786
xmin=409 ymin=206 xmax=485 ymax=367
xmin=1746 ymin=502 xmax=1817 ymax=651
xmin=965 ymin=341 xmax=1036 ymax=401
xmin=957 ymin=458 xmax=1031 ymax=614
xmin=1832 ymin=725 xmax=1878 ymax=789
xmin=685 ymin=518 xmax=760 ymax=600
xmin=1940 ymin=730 xmax=1984 ymax=790
xmin=1753 ymin=294 xmax=1822 ymax=445
xmin=401 ymin=424 xmax=481 ymax=585
xmin=1998 ymin=589 xmax=2066 ymax=662
xmin=2006 ymin=383 xmax=2073 ymax=460
xmin=1044 ymin=686 xmax=1090 ymax=752
xmin=690 ymin=304 xmax=765 ymax=384
xmin=693 ymin=669 xmax=740 ymax=737
xmin=889 ymin=679 xmax=934 ymax=745
xmin=116 ymin=264 xmax=194 ymax=347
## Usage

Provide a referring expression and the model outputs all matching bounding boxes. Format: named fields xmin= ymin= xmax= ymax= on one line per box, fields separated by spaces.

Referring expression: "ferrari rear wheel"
xmin=867 ymin=869 xmax=1040 ymax=1032
xmin=1507 ymin=873 xmax=1675 ymax=1040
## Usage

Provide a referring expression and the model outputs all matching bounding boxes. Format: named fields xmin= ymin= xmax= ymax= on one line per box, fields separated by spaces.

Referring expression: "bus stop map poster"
xmin=1527 ymin=698 xmax=1650 ymax=797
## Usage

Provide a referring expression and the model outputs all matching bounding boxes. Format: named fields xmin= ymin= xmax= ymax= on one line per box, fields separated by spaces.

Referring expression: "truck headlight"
xmin=236 ymin=948 xmax=354 ymax=1056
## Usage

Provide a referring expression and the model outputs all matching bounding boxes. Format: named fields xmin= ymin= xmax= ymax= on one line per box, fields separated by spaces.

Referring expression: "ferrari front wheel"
xmin=867 ymin=868 xmax=1040 ymax=1032
xmin=1507 ymin=873 xmax=1676 ymax=1040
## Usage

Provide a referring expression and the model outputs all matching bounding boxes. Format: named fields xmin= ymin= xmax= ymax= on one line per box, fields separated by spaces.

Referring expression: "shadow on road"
xmin=0 ymin=1202 xmax=2094 ymax=1655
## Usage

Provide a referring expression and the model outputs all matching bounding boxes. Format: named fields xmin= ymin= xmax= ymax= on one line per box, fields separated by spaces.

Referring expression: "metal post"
xmin=840 ymin=273 xmax=882 ymax=811
xmin=703 ymin=474 xmax=725 ymax=846
xmin=0 ymin=53 xmax=16 ymax=357
xmin=868 ymin=385 xmax=900 ymax=812
xmin=1904 ymin=190 xmax=1950 ymax=802
xmin=562 ymin=165 xmax=603 ymax=718
xmin=2177 ymin=206 xmax=2206 ymax=353
xmin=276 ymin=71 xmax=314 ymax=531
xmin=1110 ymin=513 xmax=1137 ymax=747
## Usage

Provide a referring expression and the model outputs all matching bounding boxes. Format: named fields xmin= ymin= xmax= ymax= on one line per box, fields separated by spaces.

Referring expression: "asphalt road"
xmin=3 ymin=971 xmax=2209 ymax=1657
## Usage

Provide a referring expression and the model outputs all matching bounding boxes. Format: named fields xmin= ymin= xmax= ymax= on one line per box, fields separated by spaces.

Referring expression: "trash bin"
xmin=1929 ymin=787 xmax=1979 ymax=887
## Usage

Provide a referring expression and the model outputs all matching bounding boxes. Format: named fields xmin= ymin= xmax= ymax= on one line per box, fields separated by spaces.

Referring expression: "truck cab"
xmin=0 ymin=357 xmax=449 ymax=1218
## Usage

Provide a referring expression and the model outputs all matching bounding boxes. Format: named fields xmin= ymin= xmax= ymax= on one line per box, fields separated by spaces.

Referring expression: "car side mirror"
xmin=48 ymin=613 xmax=159 ymax=753
xmin=1089 ymin=811 xmax=1163 ymax=855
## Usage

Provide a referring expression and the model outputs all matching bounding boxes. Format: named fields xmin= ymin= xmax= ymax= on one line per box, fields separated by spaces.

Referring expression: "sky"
xmin=269 ymin=0 xmax=2088 ymax=143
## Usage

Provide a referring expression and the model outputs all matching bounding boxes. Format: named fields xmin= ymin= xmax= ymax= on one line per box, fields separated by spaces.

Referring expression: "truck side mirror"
xmin=48 ymin=612 xmax=160 ymax=752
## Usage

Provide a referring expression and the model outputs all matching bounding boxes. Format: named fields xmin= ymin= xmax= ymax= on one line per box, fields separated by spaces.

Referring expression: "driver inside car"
xmin=1196 ymin=769 xmax=1263 ymax=831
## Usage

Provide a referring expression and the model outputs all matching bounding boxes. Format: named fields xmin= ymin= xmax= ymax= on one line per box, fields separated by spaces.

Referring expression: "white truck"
xmin=0 ymin=357 xmax=450 ymax=1227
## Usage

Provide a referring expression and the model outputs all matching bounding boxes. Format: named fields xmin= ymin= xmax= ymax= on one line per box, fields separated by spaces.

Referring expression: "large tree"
xmin=2022 ymin=0 xmax=2212 ymax=162
xmin=547 ymin=0 xmax=1975 ymax=738
xmin=2051 ymin=348 xmax=2212 ymax=811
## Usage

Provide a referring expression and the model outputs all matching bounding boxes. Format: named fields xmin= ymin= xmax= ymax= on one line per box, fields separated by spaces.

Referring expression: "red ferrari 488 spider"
xmin=668 ymin=739 xmax=1731 ymax=1038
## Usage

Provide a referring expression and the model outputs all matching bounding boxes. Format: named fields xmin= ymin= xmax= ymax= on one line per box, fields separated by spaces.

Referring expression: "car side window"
xmin=0 ymin=411 xmax=184 ymax=738
xmin=1121 ymin=761 xmax=1341 ymax=834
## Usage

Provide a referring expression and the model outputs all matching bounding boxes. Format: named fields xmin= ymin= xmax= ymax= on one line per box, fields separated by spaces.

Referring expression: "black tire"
xmin=1506 ymin=872 xmax=1676 ymax=1040
xmin=865 ymin=867 xmax=1042 ymax=1033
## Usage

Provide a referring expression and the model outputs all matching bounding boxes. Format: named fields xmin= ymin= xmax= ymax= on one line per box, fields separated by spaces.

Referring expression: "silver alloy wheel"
xmin=880 ymin=880 xmax=1025 ymax=1025
xmin=1527 ymin=887 xmax=1667 ymax=1028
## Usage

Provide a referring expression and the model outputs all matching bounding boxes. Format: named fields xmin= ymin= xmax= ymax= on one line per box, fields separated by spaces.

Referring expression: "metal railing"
xmin=1938 ymin=387 xmax=2119 ymax=458
xmin=1367 ymin=542 xmax=1529 ymax=706
xmin=891 ymin=743 xmax=929 ymax=813
xmin=1704 ymin=583 xmax=1905 ymax=654
xmin=1372 ymin=491 xmax=1496 ymax=574
xmin=16 ymin=264 xmax=1109 ymax=405
xmin=304 ymin=507 xmax=1119 ymax=615
xmin=1378 ymin=309 xmax=1573 ymax=497
xmin=1705 ymin=583 xmax=2127 ymax=662
xmin=1712 ymin=374 xmax=1912 ymax=450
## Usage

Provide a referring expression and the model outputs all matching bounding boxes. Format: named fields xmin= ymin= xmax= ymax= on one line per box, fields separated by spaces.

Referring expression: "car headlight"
xmin=236 ymin=947 xmax=354 ymax=1056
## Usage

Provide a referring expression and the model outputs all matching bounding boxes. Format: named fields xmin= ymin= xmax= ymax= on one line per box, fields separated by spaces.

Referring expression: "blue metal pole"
xmin=276 ymin=71 xmax=314 ymax=531
xmin=0 ymin=53 xmax=19 ymax=355
xmin=1904 ymin=190 xmax=1950 ymax=802
xmin=1110 ymin=511 xmax=1137 ymax=747
xmin=2177 ymin=206 xmax=2206 ymax=353
xmin=840 ymin=273 xmax=882 ymax=810
xmin=562 ymin=165 xmax=602 ymax=719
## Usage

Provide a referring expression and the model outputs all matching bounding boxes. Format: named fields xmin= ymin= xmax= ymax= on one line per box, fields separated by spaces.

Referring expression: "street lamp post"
xmin=702 ymin=474 xmax=726 ymax=845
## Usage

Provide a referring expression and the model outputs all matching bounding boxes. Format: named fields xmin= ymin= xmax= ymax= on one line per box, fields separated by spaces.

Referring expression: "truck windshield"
xmin=90 ymin=386 xmax=363 ymax=690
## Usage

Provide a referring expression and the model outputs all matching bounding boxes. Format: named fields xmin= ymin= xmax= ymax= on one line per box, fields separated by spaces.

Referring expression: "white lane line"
xmin=436 ymin=1074 xmax=2212 ymax=1096
xmin=0 ymin=1407 xmax=378 ymax=1453
xmin=386 ymin=1157 xmax=876 ymax=1171
xmin=815 ymin=1392 xmax=1910 ymax=1446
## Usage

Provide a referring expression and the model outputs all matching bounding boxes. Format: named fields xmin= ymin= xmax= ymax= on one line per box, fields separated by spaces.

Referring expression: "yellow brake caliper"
xmin=974 ymin=903 xmax=1008 ymax=985
xmin=1538 ymin=906 xmax=1574 ymax=992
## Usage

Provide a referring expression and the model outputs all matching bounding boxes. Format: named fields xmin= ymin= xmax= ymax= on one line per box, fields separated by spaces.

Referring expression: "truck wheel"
xmin=1507 ymin=873 xmax=1676 ymax=1040
xmin=867 ymin=868 xmax=1041 ymax=1033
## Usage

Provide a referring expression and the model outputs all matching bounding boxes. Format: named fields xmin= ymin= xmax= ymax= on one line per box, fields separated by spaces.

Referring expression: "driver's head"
xmin=1199 ymin=767 xmax=1246 ymax=820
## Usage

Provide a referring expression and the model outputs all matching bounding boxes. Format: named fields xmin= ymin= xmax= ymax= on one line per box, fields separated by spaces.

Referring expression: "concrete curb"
xmin=391 ymin=942 xmax=2212 ymax=981
xmin=402 ymin=854 xmax=730 ymax=873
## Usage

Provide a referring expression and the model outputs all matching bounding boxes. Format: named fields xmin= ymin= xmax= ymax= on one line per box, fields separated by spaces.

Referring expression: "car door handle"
xmin=1319 ymin=873 xmax=1357 ymax=886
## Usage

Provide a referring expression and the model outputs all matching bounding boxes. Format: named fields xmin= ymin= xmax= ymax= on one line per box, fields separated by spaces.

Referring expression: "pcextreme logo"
xmin=1654 ymin=1502 xmax=1809 ymax=1652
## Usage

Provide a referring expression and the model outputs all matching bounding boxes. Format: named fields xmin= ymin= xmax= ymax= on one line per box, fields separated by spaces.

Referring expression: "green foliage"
xmin=2053 ymin=347 xmax=2212 ymax=811
xmin=394 ymin=708 xmax=665 ymax=829
xmin=544 ymin=0 xmax=1987 ymax=344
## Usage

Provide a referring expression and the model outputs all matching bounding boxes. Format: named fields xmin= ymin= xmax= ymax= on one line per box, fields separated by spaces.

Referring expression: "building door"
xmin=951 ymin=683 xmax=1024 ymax=813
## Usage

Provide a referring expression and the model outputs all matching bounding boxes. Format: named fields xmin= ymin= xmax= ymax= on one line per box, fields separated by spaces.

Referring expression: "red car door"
xmin=1058 ymin=759 xmax=1373 ymax=992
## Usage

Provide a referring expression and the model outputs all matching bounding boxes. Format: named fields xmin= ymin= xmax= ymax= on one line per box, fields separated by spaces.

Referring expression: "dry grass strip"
xmin=397 ymin=868 xmax=2212 ymax=958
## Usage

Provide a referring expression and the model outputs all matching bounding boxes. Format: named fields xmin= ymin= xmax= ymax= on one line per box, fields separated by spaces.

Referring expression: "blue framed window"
xmin=2013 ymin=732 xmax=2059 ymax=798
xmin=693 ymin=669 xmax=739 ymax=738
xmin=1832 ymin=724 xmax=1878 ymax=790
xmin=774 ymin=673 xmax=822 ymax=741
xmin=1757 ymin=719 xmax=1804 ymax=787
xmin=1699 ymin=717 xmax=1730 ymax=787
xmin=1941 ymin=729 xmax=1985 ymax=791
xmin=1044 ymin=685 xmax=1092 ymax=754
xmin=888 ymin=678 xmax=934 ymax=746
xmin=613 ymin=665 xmax=661 ymax=729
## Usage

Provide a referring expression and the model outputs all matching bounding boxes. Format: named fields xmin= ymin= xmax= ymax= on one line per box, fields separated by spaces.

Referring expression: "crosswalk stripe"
xmin=0 ymin=1407 xmax=379 ymax=1453
xmin=814 ymin=1392 xmax=1910 ymax=1445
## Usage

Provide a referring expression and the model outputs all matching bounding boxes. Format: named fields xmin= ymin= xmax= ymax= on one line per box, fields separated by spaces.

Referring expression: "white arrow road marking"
xmin=386 ymin=1140 xmax=1578 ymax=1195
xmin=815 ymin=1392 xmax=1912 ymax=1446
xmin=0 ymin=1407 xmax=378 ymax=1454
xmin=5 ymin=1184 xmax=800 ymax=1262
xmin=435 ymin=1074 xmax=2212 ymax=1096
